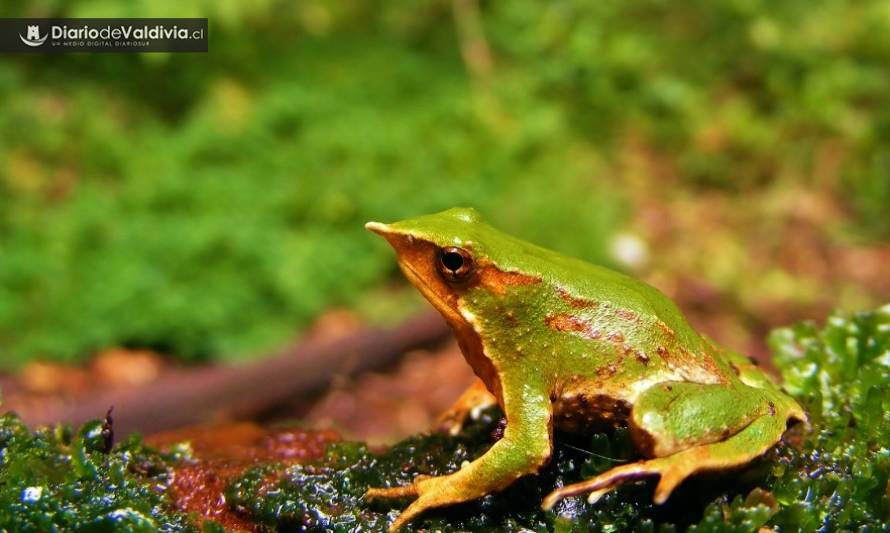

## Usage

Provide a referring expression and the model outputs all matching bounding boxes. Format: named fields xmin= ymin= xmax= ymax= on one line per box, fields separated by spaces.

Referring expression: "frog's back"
xmin=476 ymin=226 xmax=737 ymax=389
xmin=485 ymin=229 xmax=706 ymax=344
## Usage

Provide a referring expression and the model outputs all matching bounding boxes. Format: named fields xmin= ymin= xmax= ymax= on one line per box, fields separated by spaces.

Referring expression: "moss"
xmin=0 ymin=412 xmax=217 ymax=532
xmin=1 ymin=306 xmax=888 ymax=531
xmin=764 ymin=305 xmax=890 ymax=530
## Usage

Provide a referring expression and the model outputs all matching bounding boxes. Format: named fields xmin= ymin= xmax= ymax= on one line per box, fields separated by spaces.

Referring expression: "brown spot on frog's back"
xmin=556 ymin=287 xmax=598 ymax=309
xmin=546 ymin=313 xmax=584 ymax=332
xmin=596 ymin=363 xmax=617 ymax=378
xmin=545 ymin=313 xmax=601 ymax=339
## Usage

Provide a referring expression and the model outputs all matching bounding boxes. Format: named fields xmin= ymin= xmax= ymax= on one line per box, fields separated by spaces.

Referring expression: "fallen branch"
xmin=19 ymin=311 xmax=450 ymax=436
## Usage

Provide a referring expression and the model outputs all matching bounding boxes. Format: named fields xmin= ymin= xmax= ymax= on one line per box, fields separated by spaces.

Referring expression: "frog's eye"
xmin=438 ymin=247 xmax=474 ymax=283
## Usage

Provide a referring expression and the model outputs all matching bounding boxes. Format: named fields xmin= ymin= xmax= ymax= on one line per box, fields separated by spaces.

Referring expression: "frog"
xmin=363 ymin=207 xmax=807 ymax=532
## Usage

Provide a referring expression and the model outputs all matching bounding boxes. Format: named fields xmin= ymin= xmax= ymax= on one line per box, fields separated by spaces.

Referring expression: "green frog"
xmin=364 ymin=208 xmax=806 ymax=531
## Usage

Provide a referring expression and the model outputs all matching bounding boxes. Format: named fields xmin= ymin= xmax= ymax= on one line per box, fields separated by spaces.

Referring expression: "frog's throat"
xmin=397 ymin=259 xmax=503 ymax=402
xmin=397 ymin=259 xmax=466 ymax=326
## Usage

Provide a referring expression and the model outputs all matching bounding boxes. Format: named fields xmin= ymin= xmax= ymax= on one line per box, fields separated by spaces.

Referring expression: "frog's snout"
xmin=365 ymin=221 xmax=391 ymax=235
xmin=366 ymin=221 xmax=409 ymax=249
xmin=365 ymin=220 xmax=420 ymax=251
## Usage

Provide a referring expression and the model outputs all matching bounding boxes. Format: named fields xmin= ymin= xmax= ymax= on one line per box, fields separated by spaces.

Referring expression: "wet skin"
xmin=364 ymin=208 xmax=806 ymax=532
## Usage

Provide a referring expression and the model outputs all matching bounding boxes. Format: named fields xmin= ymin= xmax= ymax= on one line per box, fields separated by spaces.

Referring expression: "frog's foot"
xmin=367 ymin=472 xmax=502 ymax=532
xmin=434 ymin=379 xmax=498 ymax=435
xmin=365 ymin=475 xmax=457 ymax=532
xmin=541 ymin=411 xmax=789 ymax=510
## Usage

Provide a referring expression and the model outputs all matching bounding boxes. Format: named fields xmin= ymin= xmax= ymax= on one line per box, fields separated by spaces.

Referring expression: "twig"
xmin=19 ymin=312 xmax=450 ymax=436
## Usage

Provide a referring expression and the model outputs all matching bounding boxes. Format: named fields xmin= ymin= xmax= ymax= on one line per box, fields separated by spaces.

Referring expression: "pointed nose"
xmin=365 ymin=221 xmax=391 ymax=235
xmin=366 ymin=220 xmax=412 ymax=250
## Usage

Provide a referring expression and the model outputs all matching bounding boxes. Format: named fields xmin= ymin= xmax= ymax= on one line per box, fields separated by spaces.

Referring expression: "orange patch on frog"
xmin=596 ymin=363 xmax=618 ymax=378
xmin=660 ymin=344 xmax=728 ymax=384
xmin=545 ymin=313 xmax=602 ymax=339
xmin=556 ymin=287 xmax=598 ymax=309
xmin=476 ymin=264 xmax=540 ymax=295
xmin=656 ymin=320 xmax=675 ymax=337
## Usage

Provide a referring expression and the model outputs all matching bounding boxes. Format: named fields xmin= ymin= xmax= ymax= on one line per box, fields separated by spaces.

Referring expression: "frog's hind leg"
xmin=542 ymin=382 xmax=796 ymax=510
xmin=434 ymin=378 xmax=498 ymax=435
xmin=542 ymin=410 xmax=788 ymax=509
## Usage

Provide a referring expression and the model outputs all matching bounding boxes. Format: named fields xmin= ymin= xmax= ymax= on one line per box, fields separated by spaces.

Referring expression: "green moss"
xmin=228 ymin=305 xmax=890 ymax=532
xmin=2 ymin=306 xmax=888 ymax=531
xmin=765 ymin=305 xmax=890 ymax=530
xmin=0 ymin=413 xmax=216 ymax=532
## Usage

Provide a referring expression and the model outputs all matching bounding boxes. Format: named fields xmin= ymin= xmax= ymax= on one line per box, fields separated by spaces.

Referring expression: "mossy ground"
xmin=0 ymin=413 xmax=216 ymax=532
xmin=2 ymin=306 xmax=888 ymax=532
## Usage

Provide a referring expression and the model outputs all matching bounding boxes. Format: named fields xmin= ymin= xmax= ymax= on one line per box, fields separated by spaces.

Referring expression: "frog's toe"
xmin=364 ymin=484 xmax=419 ymax=501
xmin=653 ymin=469 xmax=686 ymax=504
xmin=586 ymin=487 xmax=610 ymax=504
xmin=386 ymin=495 xmax=437 ymax=532
xmin=541 ymin=461 xmax=658 ymax=510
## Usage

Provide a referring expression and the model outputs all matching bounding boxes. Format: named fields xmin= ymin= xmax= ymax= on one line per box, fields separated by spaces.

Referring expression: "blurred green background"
xmin=1 ymin=0 xmax=888 ymax=371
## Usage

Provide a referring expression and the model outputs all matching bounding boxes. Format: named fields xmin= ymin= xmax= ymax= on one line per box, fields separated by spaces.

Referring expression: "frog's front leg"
xmin=434 ymin=378 xmax=499 ymax=435
xmin=365 ymin=378 xmax=552 ymax=532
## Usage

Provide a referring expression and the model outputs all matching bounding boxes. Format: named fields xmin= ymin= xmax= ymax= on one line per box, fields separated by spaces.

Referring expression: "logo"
xmin=19 ymin=24 xmax=47 ymax=47
xmin=2 ymin=18 xmax=208 ymax=53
